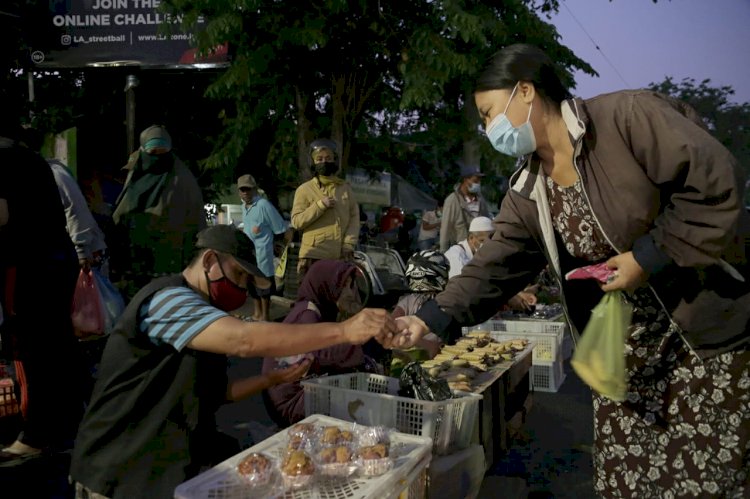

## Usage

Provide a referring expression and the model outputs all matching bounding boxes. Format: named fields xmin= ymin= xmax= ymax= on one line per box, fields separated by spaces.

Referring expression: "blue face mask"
xmin=485 ymin=83 xmax=536 ymax=158
xmin=467 ymin=182 xmax=481 ymax=194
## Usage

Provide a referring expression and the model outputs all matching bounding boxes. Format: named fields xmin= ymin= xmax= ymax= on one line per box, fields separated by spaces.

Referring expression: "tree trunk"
xmin=331 ymin=75 xmax=348 ymax=172
xmin=295 ymin=85 xmax=314 ymax=182
xmin=462 ymin=88 xmax=483 ymax=172
xmin=331 ymin=71 xmax=383 ymax=174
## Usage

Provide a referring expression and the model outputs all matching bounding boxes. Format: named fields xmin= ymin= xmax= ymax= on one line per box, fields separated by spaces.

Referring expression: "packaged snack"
xmin=354 ymin=425 xmax=394 ymax=477
xmin=236 ymin=453 xmax=275 ymax=486
xmin=319 ymin=426 xmax=355 ymax=446
xmin=355 ymin=425 xmax=390 ymax=447
xmin=356 ymin=443 xmax=393 ymax=476
xmin=287 ymin=422 xmax=317 ymax=450
xmin=316 ymin=444 xmax=357 ymax=477
xmin=280 ymin=449 xmax=316 ymax=489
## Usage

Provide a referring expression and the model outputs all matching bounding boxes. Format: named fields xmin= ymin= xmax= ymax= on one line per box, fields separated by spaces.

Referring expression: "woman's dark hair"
xmin=474 ymin=43 xmax=572 ymax=105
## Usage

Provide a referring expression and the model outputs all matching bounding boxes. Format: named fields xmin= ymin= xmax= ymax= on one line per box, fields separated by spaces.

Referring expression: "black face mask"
xmin=314 ymin=161 xmax=338 ymax=176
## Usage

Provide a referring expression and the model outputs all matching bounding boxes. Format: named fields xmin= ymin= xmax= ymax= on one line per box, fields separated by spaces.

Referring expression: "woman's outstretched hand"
xmin=389 ymin=316 xmax=431 ymax=349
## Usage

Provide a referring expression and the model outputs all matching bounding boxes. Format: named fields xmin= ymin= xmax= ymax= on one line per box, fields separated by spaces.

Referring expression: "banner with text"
xmin=31 ymin=0 xmax=227 ymax=68
xmin=346 ymin=169 xmax=391 ymax=206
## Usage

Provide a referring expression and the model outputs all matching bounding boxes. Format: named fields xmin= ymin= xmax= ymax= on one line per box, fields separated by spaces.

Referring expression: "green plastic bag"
xmin=571 ymin=291 xmax=633 ymax=402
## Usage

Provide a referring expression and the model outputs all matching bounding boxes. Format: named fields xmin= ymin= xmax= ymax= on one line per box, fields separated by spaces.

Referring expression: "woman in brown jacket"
xmin=396 ymin=44 xmax=750 ymax=497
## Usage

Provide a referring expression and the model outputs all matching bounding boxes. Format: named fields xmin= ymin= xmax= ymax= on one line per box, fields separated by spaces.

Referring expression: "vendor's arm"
xmin=623 ymin=91 xmax=745 ymax=274
xmin=506 ymin=289 xmax=538 ymax=312
xmin=290 ymin=184 xmax=327 ymax=231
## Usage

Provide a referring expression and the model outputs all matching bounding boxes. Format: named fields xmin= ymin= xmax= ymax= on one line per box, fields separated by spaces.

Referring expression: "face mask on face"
xmin=314 ymin=161 xmax=338 ymax=177
xmin=467 ymin=182 xmax=481 ymax=194
xmin=485 ymin=83 xmax=537 ymax=158
xmin=206 ymin=257 xmax=248 ymax=311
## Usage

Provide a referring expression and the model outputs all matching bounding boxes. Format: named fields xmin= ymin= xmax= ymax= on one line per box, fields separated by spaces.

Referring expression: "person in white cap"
xmin=444 ymin=216 xmax=539 ymax=310
xmin=444 ymin=215 xmax=495 ymax=279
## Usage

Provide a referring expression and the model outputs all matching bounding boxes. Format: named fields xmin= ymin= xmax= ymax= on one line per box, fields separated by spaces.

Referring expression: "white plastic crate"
xmin=462 ymin=319 xmax=566 ymax=363
xmin=462 ymin=318 xmax=567 ymax=335
xmin=529 ymin=360 xmax=565 ymax=392
xmin=174 ymin=414 xmax=432 ymax=499
xmin=302 ymin=373 xmax=481 ymax=455
xmin=490 ymin=331 xmax=562 ymax=364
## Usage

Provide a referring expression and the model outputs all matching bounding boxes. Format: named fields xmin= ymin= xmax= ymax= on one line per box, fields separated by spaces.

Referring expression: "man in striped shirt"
xmin=70 ymin=225 xmax=398 ymax=498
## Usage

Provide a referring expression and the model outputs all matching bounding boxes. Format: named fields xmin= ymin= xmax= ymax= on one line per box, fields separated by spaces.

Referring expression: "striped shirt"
xmin=138 ymin=286 xmax=228 ymax=351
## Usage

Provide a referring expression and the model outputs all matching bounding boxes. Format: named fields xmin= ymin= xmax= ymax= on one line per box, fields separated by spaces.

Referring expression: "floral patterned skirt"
xmin=592 ymin=295 xmax=750 ymax=498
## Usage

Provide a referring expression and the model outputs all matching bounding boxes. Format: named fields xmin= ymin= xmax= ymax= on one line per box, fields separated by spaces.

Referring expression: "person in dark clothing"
xmin=261 ymin=259 xmax=366 ymax=428
xmin=0 ymin=123 xmax=82 ymax=466
xmin=110 ymin=125 xmax=206 ymax=300
xmin=69 ymin=225 xmax=396 ymax=498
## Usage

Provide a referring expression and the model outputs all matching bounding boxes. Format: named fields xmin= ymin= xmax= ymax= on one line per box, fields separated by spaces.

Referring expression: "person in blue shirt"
xmin=238 ymin=174 xmax=291 ymax=321
xmin=69 ymin=224 xmax=398 ymax=498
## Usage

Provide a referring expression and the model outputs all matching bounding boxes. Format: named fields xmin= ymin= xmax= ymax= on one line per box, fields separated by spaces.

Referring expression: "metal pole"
xmin=124 ymin=74 xmax=139 ymax=155
xmin=27 ymin=71 xmax=35 ymax=104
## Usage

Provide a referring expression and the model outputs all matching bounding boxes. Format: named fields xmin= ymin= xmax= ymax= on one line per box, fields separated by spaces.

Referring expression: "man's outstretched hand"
xmin=341 ymin=308 xmax=399 ymax=346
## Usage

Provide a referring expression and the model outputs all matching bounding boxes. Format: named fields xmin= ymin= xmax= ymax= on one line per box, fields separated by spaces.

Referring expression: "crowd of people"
xmin=1 ymin=40 xmax=748 ymax=499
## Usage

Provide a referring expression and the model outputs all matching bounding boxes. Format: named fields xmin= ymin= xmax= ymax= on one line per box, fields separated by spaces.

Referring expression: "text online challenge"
xmin=52 ymin=0 xmax=204 ymax=27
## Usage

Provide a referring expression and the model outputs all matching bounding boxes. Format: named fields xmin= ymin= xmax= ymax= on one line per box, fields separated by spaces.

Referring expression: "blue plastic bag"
xmin=92 ymin=269 xmax=125 ymax=334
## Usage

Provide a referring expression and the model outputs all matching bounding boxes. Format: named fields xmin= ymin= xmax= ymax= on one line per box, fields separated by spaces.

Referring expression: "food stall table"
xmin=174 ymin=414 xmax=432 ymax=499
xmin=470 ymin=342 xmax=534 ymax=469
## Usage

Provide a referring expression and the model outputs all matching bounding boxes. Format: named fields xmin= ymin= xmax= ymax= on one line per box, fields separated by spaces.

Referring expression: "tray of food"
xmin=174 ymin=414 xmax=432 ymax=499
xmin=419 ymin=331 xmax=534 ymax=392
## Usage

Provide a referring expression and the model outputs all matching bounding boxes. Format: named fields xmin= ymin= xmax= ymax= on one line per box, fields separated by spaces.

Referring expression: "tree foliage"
xmin=5 ymin=0 xmax=598 ymax=209
xmin=162 ymin=0 xmax=595 ymax=202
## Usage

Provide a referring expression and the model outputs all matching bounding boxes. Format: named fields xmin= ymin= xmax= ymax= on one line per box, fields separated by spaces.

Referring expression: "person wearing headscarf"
xmin=110 ymin=125 xmax=206 ymax=298
xmin=261 ymin=259 xmax=366 ymax=427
